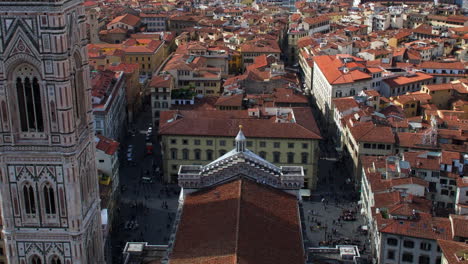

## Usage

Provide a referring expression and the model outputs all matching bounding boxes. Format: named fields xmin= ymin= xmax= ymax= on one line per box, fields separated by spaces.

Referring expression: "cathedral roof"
xmin=169 ymin=178 xmax=305 ymax=264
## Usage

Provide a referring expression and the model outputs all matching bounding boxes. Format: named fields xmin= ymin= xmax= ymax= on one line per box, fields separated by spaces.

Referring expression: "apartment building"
xmin=240 ymin=40 xmax=281 ymax=68
xmin=403 ymin=151 xmax=463 ymax=211
xmin=341 ymin=112 xmax=396 ymax=184
xmin=418 ymin=61 xmax=467 ymax=84
xmin=92 ymin=70 xmax=127 ymax=140
xmin=185 ymin=42 xmax=230 ymax=75
xmin=149 ymin=74 xmax=176 ymax=127
xmin=158 ymin=107 xmax=321 ymax=189
xmin=312 ymin=54 xmax=381 ymax=126
xmin=140 ymin=13 xmax=168 ymax=32
xmin=163 ymin=53 xmax=222 ymax=96
xmin=381 ymin=72 xmax=433 ymax=97
xmin=122 ymin=39 xmax=165 ymax=76
xmin=286 ymin=15 xmax=330 ymax=64
xmin=360 ymin=156 xmax=447 ymax=264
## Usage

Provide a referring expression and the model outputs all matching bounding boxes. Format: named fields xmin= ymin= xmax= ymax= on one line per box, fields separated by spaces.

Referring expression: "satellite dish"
xmin=343 ymin=67 xmax=350 ymax=73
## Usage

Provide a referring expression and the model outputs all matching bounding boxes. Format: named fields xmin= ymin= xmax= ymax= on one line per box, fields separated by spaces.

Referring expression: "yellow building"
xmin=122 ymin=39 xmax=166 ymax=76
xmin=422 ymin=83 xmax=454 ymax=109
xmin=228 ymin=50 xmax=242 ymax=74
xmin=391 ymin=92 xmax=432 ymax=117
xmin=158 ymin=107 xmax=321 ymax=190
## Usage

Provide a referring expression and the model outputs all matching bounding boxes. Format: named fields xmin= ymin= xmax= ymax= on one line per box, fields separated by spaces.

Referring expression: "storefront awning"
xmin=300 ymin=189 xmax=311 ymax=197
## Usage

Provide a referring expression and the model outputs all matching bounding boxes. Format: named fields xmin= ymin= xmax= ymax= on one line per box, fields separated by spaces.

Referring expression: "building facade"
xmin=92 ymin=70 xmax=127 ymax=140
xmin=158 ymin=108 xmax=321 ymax=189
xmin=0 ymin=0 xmax=104 ymax=263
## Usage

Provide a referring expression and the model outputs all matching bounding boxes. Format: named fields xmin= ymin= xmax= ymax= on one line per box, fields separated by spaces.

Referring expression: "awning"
xmin=300 ymin=189 xmax=311 ymax=197
xmin=101 ymin=209 xmax=108 ymax=226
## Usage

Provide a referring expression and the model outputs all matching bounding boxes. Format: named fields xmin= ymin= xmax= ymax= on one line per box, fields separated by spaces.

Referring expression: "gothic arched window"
xmin=30 ymin=255 xmax=41 ymax=264
xmin=50 ymin=255 xmax=61 ymax=264
xmin=72 ymin=53 xmax=85 ymax=123
xmin=23 ymin=184 xmax=36 ymax=215
xmin=16 ymin=65 xmax=44 ymax=132
xmin=43 ymin=184 xmax=56 ymax=215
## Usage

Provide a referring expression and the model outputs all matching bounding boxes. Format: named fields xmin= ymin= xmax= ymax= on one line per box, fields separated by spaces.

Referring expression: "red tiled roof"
xmin=419 ymin=61 xmax=466 ymax=70
xmin=383 ymin=72 xmax=433 ymax=87
xmin=374 ymin=191 xmax=432 ymax=216
xmin=314 ymin=55 xmax=371 ymax=85
xmin=379 ymin=212 xmax=452 ymax=241
xmin=403 ymin=151 xmax=441 ymax=171
xmin=397 ymin=132 xmax=429 ymax=149
xmin=159 ymin=108 xmax=321 ymax=140
xmin=273 ymin=88 xmax=308 ymax=104
xmin=169 ymin=178 xmax=305 ymax=264
xmin=107 ymin=63 xmax=139 ymax=74
xmin=109 ymin=13 xmax=141 ymax=27
xmin=96 ymin=135 xmax=120 ymax=155
xmin=348 ymin=123 xmax=395 ymax=144
xmin=150 ymin=74 xmax=172 ymax=88
xmin=303 ymin=15 xmax=329 ymax=25
xmin=215 ymin=94 xmax=244 ymax=107
xmin=438 ymin=239 xmax=468 ymax=264
xmin=332 ymin=97 xmax=359 ymax=113
xmin=450 ymin=214 xmax=468 ymax=239
xmin=425 ymin=83 xmax=459 ymax=91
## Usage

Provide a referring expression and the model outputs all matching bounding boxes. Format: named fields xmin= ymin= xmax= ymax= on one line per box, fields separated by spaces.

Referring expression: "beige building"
xmin=149 ymin=74 xmax=176 ymax=127
xmin=158 ymin=107 xmax=322 ymax=189
xmin=340 ymin=112 xmax=396 ymax=185
xmin=163 ymin=53 xmax=222 ymax=96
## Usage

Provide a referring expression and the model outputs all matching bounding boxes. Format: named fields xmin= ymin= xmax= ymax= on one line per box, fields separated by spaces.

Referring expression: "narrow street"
xmin=300 ymin=121 xmax=370 ymax=259
xmin=110 ymin=108 xmax=180 ymax=264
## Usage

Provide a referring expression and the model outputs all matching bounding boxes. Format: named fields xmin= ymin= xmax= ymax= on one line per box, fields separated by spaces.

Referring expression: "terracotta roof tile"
xmin=314 ymin=55 xmax=371 ymax=85
xmin=348 ymin=123 xmax=395 ymax=144
xmin=169 ymin=178 xmax=305 ymax=264
xmin=96 ymin=135 xmax=120 ymax=155
xmin=332 ymin=97 xmax=360 ymax=113
xmin=383 ymin=72 xmax=433 ymax=87
xmin=379 ymin=213 xmax=452 ymax=241
xmin=158 ymin=108 xmax=321 ymax=140
xmin=109 ymin=13 xmax=141 ymax=27
xmin=438 ymin=239 xmax=468 ymax=264
xmin=450 ymin=214 xmax=468 ymax=239
xmin=215 ymin=94 xmax=244 ymax=107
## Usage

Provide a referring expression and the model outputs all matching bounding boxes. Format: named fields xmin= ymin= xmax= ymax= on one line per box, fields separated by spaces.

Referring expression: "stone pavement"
xmin=300 ymin=139 xmax=371 ymax=258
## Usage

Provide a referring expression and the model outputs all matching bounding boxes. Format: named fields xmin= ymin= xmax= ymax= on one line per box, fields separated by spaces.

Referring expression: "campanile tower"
xmin=0 ymin=1 xmax=104 ymax=263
